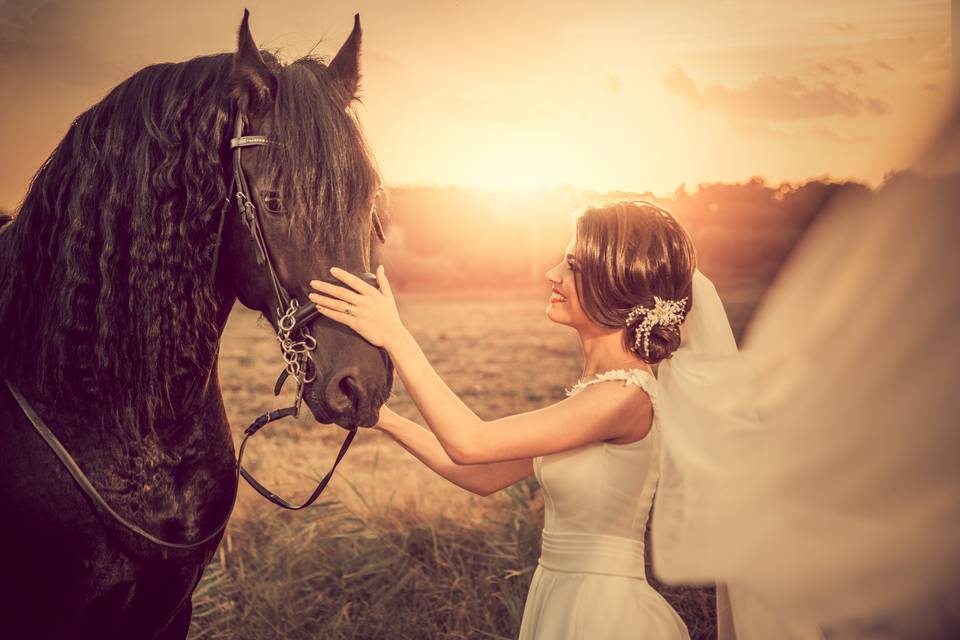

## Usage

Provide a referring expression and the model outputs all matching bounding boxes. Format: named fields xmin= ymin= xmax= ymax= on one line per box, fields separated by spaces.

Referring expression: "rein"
xmin=3 ymin=110 xmax=372 ymax=549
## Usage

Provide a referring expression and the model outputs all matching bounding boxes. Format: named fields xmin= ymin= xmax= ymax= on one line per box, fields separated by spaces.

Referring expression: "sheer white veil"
xmin=649 ymin=103 xmax=960 ymax=639
xmin=651 ymin=269 xmax=762 ymax=578
xmin=650 ymin=269 xmax=773 ymax=639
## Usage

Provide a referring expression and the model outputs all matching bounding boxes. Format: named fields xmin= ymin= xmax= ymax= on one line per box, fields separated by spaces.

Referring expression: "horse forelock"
xmin=261 ymin=55 xmax=382 ymax=250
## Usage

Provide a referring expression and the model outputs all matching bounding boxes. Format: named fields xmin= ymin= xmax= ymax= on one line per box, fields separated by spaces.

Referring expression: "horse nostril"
xmin=340 ymin=375 xmax=363 ymax=411
xmin=325 ymin=371 xmax=366 ymax=416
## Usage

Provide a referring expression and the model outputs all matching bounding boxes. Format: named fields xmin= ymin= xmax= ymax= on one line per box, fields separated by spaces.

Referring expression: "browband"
xmin=230 ymin=135 xmax=272 ymax=149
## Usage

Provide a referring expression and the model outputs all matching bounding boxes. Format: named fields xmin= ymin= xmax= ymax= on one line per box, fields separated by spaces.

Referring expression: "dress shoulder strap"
xmin=564 ymin=367 xmax=656 ymax=399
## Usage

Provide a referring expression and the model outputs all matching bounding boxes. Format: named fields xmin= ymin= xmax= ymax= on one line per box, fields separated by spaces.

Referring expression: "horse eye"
xmin=261 ymin=191 xmax=284 ymax=214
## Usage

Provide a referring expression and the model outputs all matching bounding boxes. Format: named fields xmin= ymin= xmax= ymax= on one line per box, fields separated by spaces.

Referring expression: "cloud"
xmin=918 ymin=38 xmax=950 ymax=70
xmin=663 ymin=66 xmax=892 ymax=120
xmin=597 ymin=69 xmax=621 ymax=94
xmin=661 ymin=65 xmax=698 ymax=101
xmin=816 ymin=57 xmax=864 ymax=77
xmin=0 ymin=1 xmax=118 ymax=86
xmin=729 ymin=119 xmax=871 ymax=144
xmin=807 ymin=126 xmax=872 ymax=144
xmin=364 ymin=48 xmax=405 ymax=71
xmin=571 ymin=58 xmax=621 ymax=95
xmin=728 ymin=119 xmax=794 ymax=140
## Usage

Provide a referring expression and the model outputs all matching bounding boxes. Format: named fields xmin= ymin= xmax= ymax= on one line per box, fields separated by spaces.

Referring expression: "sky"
xmin=0 ymin=0 xmax=952 ymax=210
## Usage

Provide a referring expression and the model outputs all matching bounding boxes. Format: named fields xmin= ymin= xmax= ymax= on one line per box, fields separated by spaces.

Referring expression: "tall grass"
xmin=189 ymin=477 xmax=715 ymax=639
xmin=190 ymin=480 xmax=541 ymax=640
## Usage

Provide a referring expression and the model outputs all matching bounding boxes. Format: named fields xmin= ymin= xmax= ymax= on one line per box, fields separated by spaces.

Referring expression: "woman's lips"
xmin=550 ymin=289 xmax=567 ymax=303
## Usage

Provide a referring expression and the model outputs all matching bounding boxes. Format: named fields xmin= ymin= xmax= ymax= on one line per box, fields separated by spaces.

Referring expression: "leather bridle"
xmin=2 ymin=109 xmax=383 ymax=549
xmin=220 ymin=110 xmax=380 ymax=512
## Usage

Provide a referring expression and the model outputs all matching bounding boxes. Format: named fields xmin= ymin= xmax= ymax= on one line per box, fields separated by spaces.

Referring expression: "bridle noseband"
xmin=2 ymin=109 xmax=382 ymax=549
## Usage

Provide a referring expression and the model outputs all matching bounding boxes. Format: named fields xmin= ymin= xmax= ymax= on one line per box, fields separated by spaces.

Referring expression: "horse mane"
xmin=0 ymin=49 xmax=381 ymax=433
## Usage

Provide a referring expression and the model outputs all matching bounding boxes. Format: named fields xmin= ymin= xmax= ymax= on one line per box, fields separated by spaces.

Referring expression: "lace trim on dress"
xmin=564 ymin=367 xmax=656 ymax=400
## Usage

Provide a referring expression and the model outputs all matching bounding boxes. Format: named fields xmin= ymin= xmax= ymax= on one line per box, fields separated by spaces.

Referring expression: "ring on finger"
xmin=344 ymin=303 xmax=354 ymax=316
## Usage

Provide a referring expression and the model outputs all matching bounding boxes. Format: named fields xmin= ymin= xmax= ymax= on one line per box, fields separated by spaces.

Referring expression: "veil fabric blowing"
xmin=649 ymin=104 xmax=960 ymax=639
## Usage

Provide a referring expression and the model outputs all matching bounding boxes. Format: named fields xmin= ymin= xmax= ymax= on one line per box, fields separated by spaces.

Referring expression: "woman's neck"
xmin=577 ymin=327 xmax=650 ymax=380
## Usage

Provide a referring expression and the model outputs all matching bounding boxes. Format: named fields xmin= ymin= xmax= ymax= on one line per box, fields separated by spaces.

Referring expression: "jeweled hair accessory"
xmin=625 ymin=296 xmax=689 ymax=358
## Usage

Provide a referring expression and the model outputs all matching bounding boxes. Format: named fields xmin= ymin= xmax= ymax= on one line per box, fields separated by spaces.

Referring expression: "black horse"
xmin=0 ymin=11 xmax=392 ymax=639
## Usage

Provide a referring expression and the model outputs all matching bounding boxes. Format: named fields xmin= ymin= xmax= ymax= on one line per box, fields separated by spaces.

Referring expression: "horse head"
xmin=217 ymin=12 xmax=392 ymax=429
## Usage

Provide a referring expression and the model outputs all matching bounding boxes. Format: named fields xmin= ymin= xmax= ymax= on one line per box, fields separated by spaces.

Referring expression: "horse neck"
xmin=0 ymin=210 xmax=238 ymax=438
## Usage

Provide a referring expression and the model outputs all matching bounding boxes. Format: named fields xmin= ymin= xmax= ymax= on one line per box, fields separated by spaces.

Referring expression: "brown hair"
xmin=574 ymin=201 xmax=697 ymax=364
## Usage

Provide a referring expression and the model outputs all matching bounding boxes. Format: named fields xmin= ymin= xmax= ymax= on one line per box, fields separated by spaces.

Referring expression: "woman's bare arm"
xmin=310 ymin=267 xmax=652 ymax=465
xmin=386 ymin=330 xmax=652 ymax=464
xmin=376 ymin=407 xmax=533 ymax=497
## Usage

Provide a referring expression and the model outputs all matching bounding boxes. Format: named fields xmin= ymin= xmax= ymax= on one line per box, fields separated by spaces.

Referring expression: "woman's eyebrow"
xmin=565 ymin=253 xmax=576 ymax=260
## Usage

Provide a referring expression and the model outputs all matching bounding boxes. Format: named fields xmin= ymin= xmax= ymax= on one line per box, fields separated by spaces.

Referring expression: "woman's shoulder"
xmin=565 ymin=367 xmax=656 ymax=399
xmin=561 ymin=367 xmax=657 ymax=449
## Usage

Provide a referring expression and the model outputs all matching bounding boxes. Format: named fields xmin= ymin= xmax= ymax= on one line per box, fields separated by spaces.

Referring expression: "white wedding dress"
xmin=518 ymin=368 xmax=689 ymax=640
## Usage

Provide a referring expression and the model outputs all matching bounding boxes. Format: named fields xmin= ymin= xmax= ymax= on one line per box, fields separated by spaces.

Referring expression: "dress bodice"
xmin=534 ymin=368 xmax=660 ymax=542
xmin=520 ymin=367 xmax=690 ymax=639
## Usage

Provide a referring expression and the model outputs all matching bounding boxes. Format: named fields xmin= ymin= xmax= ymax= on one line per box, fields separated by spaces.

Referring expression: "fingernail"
xmin=330 ymin=266 xmax=340 ymax=273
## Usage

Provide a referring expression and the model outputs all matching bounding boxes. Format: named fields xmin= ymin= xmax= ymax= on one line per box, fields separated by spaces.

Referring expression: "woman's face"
xmin=545 ymin=234 xmax=591 ymax=328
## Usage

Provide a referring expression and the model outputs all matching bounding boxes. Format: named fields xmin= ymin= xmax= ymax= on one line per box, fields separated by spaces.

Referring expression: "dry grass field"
xmin=188 ymin=285 xmax=760 ymax=639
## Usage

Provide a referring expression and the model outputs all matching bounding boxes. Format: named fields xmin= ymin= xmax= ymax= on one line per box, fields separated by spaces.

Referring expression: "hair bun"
xmin=623 ymin=295 xmax=689 ymax=364
xmin=642 ymin=323 xmax=682 ymax=364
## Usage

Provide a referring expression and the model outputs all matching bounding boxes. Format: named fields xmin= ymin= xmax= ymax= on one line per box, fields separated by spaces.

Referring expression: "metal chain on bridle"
xmin=277 ymin=299 xmax=318 ymax=397
xmin=2 ymin=109 xmax=377 ymax=549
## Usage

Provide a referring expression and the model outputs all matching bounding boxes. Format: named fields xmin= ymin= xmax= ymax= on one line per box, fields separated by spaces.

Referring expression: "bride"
xmin=309 ymin=200 xmax=695 ymax=639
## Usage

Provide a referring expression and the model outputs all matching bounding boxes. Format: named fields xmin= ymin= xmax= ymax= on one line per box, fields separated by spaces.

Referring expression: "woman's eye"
xmin=566 ymin=260 xmax=576 ymax=271
xmin=262 ymin=191 xmax=283 ymax=214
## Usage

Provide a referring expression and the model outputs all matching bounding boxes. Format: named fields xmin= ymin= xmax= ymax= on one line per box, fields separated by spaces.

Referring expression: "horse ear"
xmin=328 ymin=14 xmax=362 ymax=107
xmin=230 ymin=9 xmax=277 ymax=115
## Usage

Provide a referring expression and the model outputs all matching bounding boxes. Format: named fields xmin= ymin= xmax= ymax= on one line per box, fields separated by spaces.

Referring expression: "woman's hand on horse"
xmin=308 ymin=265 xmax=406 ymax=351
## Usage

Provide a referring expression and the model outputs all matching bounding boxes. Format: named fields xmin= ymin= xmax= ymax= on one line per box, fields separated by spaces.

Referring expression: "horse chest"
xmin=0 ymin=394 xmax=235 ymax=637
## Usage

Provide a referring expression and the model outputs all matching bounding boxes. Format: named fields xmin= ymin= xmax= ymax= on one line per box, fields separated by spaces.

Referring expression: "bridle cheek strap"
xmin=221 ymin=111 xmax=356 ymax=512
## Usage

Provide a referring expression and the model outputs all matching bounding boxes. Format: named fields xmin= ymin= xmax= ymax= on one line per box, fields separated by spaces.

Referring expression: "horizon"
xmin=0 ymin=170 xmax=916 ymax=216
